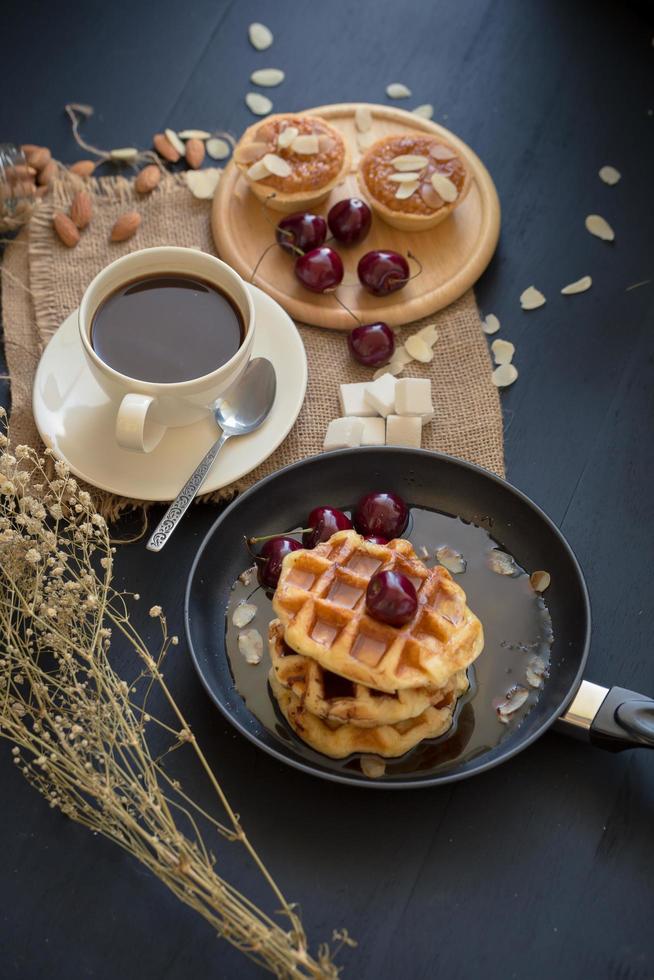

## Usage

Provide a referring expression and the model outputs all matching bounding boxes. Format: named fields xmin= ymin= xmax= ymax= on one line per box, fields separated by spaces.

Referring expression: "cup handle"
xmin=115 ymin=393 xmax=166 ymax=453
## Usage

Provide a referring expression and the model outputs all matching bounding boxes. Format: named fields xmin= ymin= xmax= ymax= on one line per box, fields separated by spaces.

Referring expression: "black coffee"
xmin=91 ymin=273 xmax=245 ymax=383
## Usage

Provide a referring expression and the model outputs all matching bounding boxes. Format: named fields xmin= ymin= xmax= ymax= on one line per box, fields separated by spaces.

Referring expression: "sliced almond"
xmin=491 ymin=339 xmax=515 ymax=365
xmin=391 ymin=154 xmax=429 ymax=171
xmin=417 ymin=323 xmax=439 ymax=344
xmin=185 ymin=168 xmax=221 ymax=199
xmin=250 ymin=68 xmax=285 ymax=87
xmin=356 ymin=130 xmax=376 ymax=150
xmin=318 ymin=135 xmax=337 ymax=153
xmin=599 ymin=165 xmax=621 ymax=185
xmin=355 ymin=105 xmax=373 ymax=132
xmin=245 ymin=92 xmax=273 ymax=116
xmin=561 ymin=275 xmax=592 ymax=295
xmin=233 ymin=141 xmax=268 ymax=165
xmin=405 ymin=335 xmax=434 ymax=362
xmin=248 ymin=22 xmax=273 ymax=51
xmin=232 ymin=602 xmax=258 ymax=628
xmin=412 ymin=104 xmax=434 ymax=119
xmin=429 ymin=143 xmax=457 ymax=161
xmin=178 ymin=129 xmax=211 ymax=140
xmin=373 ymin=362 xmax=403 ymax=380
xmin=585 ymin=214 xmax=614 ymax=241
xmin=488 ymin=550 xmax=518 ymax=576
xmin=277 ymin=126 xmax=299 ymax=149
xmin=530 ymin=570 xmax=551 ymax=593
xmin=246 ymin=159 xmax=271 ymax=181
xmin=520 ymin=286 xmax=546 ymax=310
xmin=436 ymin=546 xmax=467 ymax=574
xmin=389 ymin=171 xmax=422 ymax=182
xmin=395 ymin=180 xmax=419 ymax=200
xmin=482 ymin=314 xmax=500 ymax=334
xmin=291 ymin=134 xmax=319 ymax=154
xmin=262 ymin=152 xmax=292 ymax=177
xmin=491 ymin=363 xmax=518 ymax=388
xmin=237 ymin=628 xmax=263 ymax=665
xmin=206 ymin=137 xmax=231 ymax=160
xmin=110 ymin=147 xmax=139 ymax=163
xmin=419 ymin=181 xmax=443 ymax=209
xmin=430 ymin=172 xmax=458 ymax=202
xmin=164 ymin=129 xmax=185 ymax=156
xmin=386 ymin=82 xmax=412 ymax=99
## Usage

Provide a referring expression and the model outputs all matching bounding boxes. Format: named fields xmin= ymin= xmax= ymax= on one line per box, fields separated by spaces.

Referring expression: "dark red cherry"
xmin=276 ymin=212 xmax=327 ymax=255
xmin=348 ymin=321 xmax=395 ymax=367
xmin=353 ymin=492 xmax=409 ymax=540
xmin=302 ymin=507 xmax=352 ymax=548
xmin=366 ymin=570 xmax=417 ymax=627
xmin=364 ymin=535 xmax=388 ymax=545
xmin=357 ymin=250 xmax=410 ymax=296
xmin=295 ymin=246 xmax=344 ymax=293
xmin=327 ymin=198 xmax=372 ymax=246
xmin=256 ymin=536 xmax=302 ymax=590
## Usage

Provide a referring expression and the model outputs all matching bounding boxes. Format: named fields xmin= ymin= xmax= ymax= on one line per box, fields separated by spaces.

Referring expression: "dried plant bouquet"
xmin=0 ymin=416 xmax=351 ymax=978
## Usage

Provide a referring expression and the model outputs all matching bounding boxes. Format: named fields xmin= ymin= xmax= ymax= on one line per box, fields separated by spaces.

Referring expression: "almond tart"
xmin=358 ymin=132 xmax=471 ymax=232
xmin=233 ymin=113 xmax=350 ymax=214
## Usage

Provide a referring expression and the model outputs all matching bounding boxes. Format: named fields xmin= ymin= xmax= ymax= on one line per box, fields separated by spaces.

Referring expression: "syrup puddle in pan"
xmin=224 ymin=506 xmax=553 ymax=779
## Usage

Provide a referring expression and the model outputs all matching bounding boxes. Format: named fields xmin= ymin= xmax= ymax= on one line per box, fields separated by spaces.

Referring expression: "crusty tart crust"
xmin=234 ymin=113 xmax=350 ymax=214
xmin=357 ymin=133 xmax=472 ymax=232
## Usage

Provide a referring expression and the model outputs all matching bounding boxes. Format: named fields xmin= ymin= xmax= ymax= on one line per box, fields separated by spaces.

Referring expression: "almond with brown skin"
xmin=110 ymin=211 xmax=141 ymax=242
xmin=37 ymin=160 xmax=57 ymax=186
xmin=69 ymin=160 xmax=96 ymax=177
xmin=70 ymin=190 xmax=92 ymax=229
xmin=21 ymin=144 xmax=41 ymax=156
xmin=134 ymin=165 xmax=161 ymax=193
xmin=185 ymin=138 xmax=205 ymax=170
xmin=25 ymin=146 xmax=51 ymax=172
xmin=53 ymin=212 xmax=80 ymax=248
xmin=153 ymin=132 xmax=180 ymax=163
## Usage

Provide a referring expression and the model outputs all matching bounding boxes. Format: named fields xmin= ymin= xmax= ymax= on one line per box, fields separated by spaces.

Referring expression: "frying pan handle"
xmin=556 ymin=681 xmax=654 ymax=751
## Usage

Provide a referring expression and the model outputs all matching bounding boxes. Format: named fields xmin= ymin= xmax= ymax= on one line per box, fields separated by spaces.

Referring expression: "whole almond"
xmin=25 ymin=146 xmax=51 ymax=172
xmin=70 ymin=190 xmax=92 ymax=229
xmin=134 ymin=164 xmax=161 ymax=193
xmin=69 ymin=159 xmax=96 ymax=177
xmin=5 ymin=164 xmax=37 ymax=182
xmin=110 ymin=211 xmax=141 ymax=242
xmin=185 ymin=138 xmax=205 ymax=170
xmin=21 ymin=144 xmax=41 ymax=156
xmin=153 ymin=132 xmax=180 ymax=163
xmin=37 ymin=160 xmax=57 ymax=186
xmin=53 ymin=212 xmax=80 ymax=248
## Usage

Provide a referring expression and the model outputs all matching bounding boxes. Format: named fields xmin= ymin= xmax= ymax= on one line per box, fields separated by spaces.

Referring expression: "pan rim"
xmin=184 ymin=447 xmax=592 ymax=790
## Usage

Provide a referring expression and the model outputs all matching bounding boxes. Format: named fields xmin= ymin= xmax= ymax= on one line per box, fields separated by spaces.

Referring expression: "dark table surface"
xmin=2 ymin=1 xmax=654 ymax=977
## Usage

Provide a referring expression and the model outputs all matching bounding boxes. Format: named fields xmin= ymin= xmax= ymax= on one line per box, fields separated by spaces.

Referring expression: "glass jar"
xmin=0 ymin=143 xmax=36 ymax=232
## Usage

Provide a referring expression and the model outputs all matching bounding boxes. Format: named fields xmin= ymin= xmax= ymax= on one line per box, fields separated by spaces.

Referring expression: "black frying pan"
xmin=184 ymin=448 xmax=654 ymax=788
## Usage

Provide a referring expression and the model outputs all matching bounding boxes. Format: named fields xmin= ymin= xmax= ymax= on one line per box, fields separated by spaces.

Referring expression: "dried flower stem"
xmin=0 ymin=417 xmax=349 ymax=977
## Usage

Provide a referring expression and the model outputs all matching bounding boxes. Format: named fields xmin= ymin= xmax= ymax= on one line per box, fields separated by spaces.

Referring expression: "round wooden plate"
xmin=212 ymin=103 xmax=501 ymax=330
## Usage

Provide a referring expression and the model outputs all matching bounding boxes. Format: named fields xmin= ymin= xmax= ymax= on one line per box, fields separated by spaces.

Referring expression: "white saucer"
xmin=32 ymin=285 xmax=307 ymax=501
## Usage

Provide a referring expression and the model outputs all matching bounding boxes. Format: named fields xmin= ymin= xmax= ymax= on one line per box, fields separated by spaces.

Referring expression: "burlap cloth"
xmin=1 ymin=172 xmax=504 ymax=520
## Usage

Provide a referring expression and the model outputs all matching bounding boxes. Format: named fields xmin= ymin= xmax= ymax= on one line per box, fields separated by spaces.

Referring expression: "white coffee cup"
xmin=78 ymin=247 xmax=255 ymax=453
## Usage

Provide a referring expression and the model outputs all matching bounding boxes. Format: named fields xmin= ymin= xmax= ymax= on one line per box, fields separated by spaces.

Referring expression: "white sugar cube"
xmin=359 ymin=417 xmax=386 ymax=446
xmin=386 ymin=415 xmax=422 ymax=448
xmin=339 ymin=382 xmax=377 ymax=417
xmin=395 ymin=377 xmax=435 ymax=423
xmin=323 ymin=417 xmax=364 ymax=451
xmin=364 ymin=373 xmax=397 ymax=417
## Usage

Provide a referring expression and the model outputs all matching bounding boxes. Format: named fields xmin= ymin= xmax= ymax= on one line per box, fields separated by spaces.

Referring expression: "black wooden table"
xmin=2 ymin=1 xmax=653 ymax=977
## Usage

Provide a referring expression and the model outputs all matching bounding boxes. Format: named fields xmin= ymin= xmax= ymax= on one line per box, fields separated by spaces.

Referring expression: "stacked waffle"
xmin=269 ymin=529 xmax=484 ymax=758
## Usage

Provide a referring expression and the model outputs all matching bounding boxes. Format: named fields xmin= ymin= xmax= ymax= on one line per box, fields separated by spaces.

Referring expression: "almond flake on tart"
xmin=357 ymin=133 xmax=471 ymax=231
xmin=233 ymin=113 xmax=350 ymax=213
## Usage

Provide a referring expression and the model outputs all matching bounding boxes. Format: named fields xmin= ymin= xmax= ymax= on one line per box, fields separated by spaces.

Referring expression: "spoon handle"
xmin=146 ymin=431 xmax=229 ymax=552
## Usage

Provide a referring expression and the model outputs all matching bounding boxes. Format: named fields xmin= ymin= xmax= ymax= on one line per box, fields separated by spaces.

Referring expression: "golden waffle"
xmin=272 ymin=530 xmax=484 ymax=693
xmin=269 ymin=670 xmax=460 ymax=759
xmin=269 ymin=618 xmax=468 ymax=728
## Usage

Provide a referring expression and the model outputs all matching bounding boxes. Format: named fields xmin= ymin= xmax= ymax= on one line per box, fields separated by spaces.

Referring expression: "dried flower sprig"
xmin=0 ymin=415 xmax=351 ymax=977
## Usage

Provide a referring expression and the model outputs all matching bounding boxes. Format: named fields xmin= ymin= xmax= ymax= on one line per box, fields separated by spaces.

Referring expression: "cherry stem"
xmin=332 ymin=292 xmax=361 ymax=326
xmin=405 ymin=250 xmax=423 ymax=282
xmin=249 ymin=241 xmax=279 ymax=284
xmin=246 ymin=530 xmax=311 ymax=547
